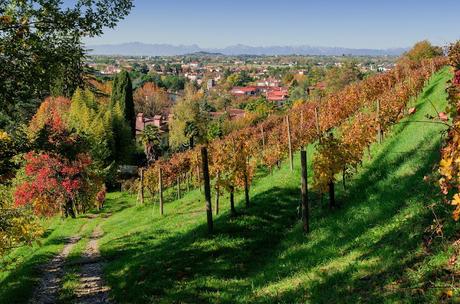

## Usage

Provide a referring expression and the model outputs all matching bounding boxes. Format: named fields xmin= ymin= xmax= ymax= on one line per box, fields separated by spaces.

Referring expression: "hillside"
xmin=1 ymin=67 xmax=459 ymax=303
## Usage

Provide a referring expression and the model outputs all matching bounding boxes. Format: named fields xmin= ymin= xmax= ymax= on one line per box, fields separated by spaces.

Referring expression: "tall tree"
xmin=111 ymin=70 xmax=135 ymax=137
xmin=0 ymin=0 xmax=133 ymax=129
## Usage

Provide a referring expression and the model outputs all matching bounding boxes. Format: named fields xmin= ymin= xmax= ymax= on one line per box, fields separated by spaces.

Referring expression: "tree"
xmin=0 ymin=184 xmax=43 ymax=256
xmin=403 ymin=40 xmax=443 ymax=63
xmin=134 ymin=82 xmax=169 ymax=117
xmin=16 ymin=96 xmax=99 ymax=218
xmin=169 ymin=84 xmax=208 ymax=150
xmin=110 ymin=103 xmax=134 ymax=164
xmin=140 ymin=125 xmax=162 ymax=165
xmin=14 ymin=151 xmax=96 ymax=218
xmin=324 ymin=61 xmax=363 ymax=93
xmin=0 ymin=0 xmax=133 ymax=129
xmin=68 ymin=88 xmax=115 ymax=178
xmin=111 ymin=70 xmax=135 ymax=137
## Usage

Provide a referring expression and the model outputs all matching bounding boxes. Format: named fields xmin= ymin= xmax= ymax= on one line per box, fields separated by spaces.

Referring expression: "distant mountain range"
xmin=86 ymin=42 xmax=407 ymax=57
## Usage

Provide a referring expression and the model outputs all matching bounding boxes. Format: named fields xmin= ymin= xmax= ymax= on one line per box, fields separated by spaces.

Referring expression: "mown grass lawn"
xmin=1 ymin=67 xmax=458 ymax=304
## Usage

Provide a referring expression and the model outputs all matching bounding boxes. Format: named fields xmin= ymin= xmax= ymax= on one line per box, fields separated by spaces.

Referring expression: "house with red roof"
xmin=266 ymin=87 xmax=289 ymax=106
xmin=230 ymin=86 xmax=258 ymax=96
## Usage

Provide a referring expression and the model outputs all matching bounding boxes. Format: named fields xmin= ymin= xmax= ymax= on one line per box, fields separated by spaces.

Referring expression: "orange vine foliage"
xmin=144 ymin=57 xmax=446 ymax=200
xmin=439 ymin=41 xmax=460 ymax=220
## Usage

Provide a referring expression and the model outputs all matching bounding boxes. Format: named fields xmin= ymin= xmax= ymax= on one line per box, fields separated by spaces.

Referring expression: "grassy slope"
xmin=1 ymin=67 xmax=458 ymax=303
xmin=94 ymin=67 xmax=457 ymax=303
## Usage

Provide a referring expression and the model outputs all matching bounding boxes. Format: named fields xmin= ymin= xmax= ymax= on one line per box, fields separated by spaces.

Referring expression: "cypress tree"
xmin=111 ymin=70 xmax=135 ymax=137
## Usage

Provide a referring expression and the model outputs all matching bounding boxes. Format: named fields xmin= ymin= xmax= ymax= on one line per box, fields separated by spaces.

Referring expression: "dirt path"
xmin=29 ymin=235 xmax=81 ymax=304
xmin=74 ymin=224 xmax=112 ymax=303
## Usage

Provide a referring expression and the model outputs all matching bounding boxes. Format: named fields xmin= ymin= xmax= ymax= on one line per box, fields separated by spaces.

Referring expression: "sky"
xmin=79 ymin=0 xmax=460 ymax=49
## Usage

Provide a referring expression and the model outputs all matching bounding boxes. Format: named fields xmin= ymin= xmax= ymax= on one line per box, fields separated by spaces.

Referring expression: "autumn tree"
xmin=134 ymin=82 xmax=170 ymax=117
xmin=0 ymin=184 xmax=43 ymax=255
xmin=403 ymin=40 xmax=443 ymax=63
xmin=16 ymin=97 xmax=99 ymax=218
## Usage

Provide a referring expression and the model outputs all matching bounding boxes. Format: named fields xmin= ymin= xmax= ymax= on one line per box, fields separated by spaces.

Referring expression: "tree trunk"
xmin=65 ymin=200 xmax=76 ymax=218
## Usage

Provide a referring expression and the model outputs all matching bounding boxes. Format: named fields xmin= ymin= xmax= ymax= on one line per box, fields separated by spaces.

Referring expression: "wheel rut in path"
xmin=74 ymin=224 xmax=112 ymax=304
xmin=29 ymin=235 xmax=81 ymax=304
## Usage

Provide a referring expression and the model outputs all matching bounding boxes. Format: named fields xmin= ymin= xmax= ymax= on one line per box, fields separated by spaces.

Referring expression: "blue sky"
xmin=80 ymin=0 xmax=460 ymax=49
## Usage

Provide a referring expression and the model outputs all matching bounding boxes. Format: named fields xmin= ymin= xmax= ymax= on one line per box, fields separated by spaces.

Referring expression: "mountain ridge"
xmin=86 ymin=42 xmax=407 ymax=56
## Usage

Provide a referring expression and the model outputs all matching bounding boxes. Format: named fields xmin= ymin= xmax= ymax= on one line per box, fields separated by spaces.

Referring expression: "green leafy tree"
xmin=68 ymin=89 xmax=114 ymax=177
xmin=111 ymin=70 xmax=135 ymax=137
xmin=324 ymin=61 xmax=363 ymax=93
xmin=169 ymin=84 xmax=208 ymax=150
xmin=139 ymin=125 xmax=161 ymax=164
xmin=0 ymin=0 xmax=133 ymax=129
xmin=110 ymin=103 xmax=133 ymax=164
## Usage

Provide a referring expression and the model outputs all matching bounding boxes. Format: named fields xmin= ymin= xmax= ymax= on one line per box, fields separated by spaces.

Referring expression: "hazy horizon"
xmin=78 ymin=0 xmax=460 ymax=49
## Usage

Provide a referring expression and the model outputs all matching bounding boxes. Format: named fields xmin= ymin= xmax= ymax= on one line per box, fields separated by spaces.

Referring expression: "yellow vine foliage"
xmin=438 ymin=41 xmax=460 ymax=221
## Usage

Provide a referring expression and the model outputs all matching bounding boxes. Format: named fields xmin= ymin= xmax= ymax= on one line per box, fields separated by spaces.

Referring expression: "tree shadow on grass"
xmin=251 ymin=126 xmax=446 ymax=303
xmin=101 ymin=185 xmax=300 ymax=303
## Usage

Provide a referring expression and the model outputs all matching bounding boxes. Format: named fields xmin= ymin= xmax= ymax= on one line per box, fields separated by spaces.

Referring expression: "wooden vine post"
xmin=328 ymin=180 xmax=335 ymax=209
xmin=196 ymin=165 xmax=202 ymax=193
xmin=230 ymin=185 xmax=236 ymax=217
xmin=286 ymin=115 xmax=294 ymax=171
xmin=376 ymin=99 xmax=382 ymax=144
xmin=215 ymin=171 xmax=220 ymax=215
xmin=158 ymin=167 xmax=164 ymax=215
xmin=244 ymin=171 xmax=250 ymax=209
xmin=177 ymin=177 xmax=181 ymax=199
xmin=200 ymin=147 xmax=213 ymax=234
xmin=300 ymin=150 xmax=309 ymax=233
xmin=261 ymin=125 xmax=265 ymax=149
xmin=314 ymin=107 xmax=321 ymax=137
xmin=186 ymin=172 xmax=190 ymax=192
xmin=138 ymin=168 xmax=145 ymax=205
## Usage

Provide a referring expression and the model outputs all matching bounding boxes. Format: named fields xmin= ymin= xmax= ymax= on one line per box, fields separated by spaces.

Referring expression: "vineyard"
xmin=1 ymin=66 xmax=456 ymax=303
xmin=142 ymin=57 xmax=447 ymax=225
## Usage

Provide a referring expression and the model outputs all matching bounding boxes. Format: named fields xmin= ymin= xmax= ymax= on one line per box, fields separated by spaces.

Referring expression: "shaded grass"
xmin=0 ymin=217 xmax=88 ymax=303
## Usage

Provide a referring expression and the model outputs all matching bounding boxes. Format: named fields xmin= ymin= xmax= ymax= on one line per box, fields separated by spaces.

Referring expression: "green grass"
xmin=0 ymin=217 xmax=88 ymax=303
xmin=1 ymin=67 xmax=459 ymax=303
xmin=0 ymin=206 xmax=110 ymax=303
